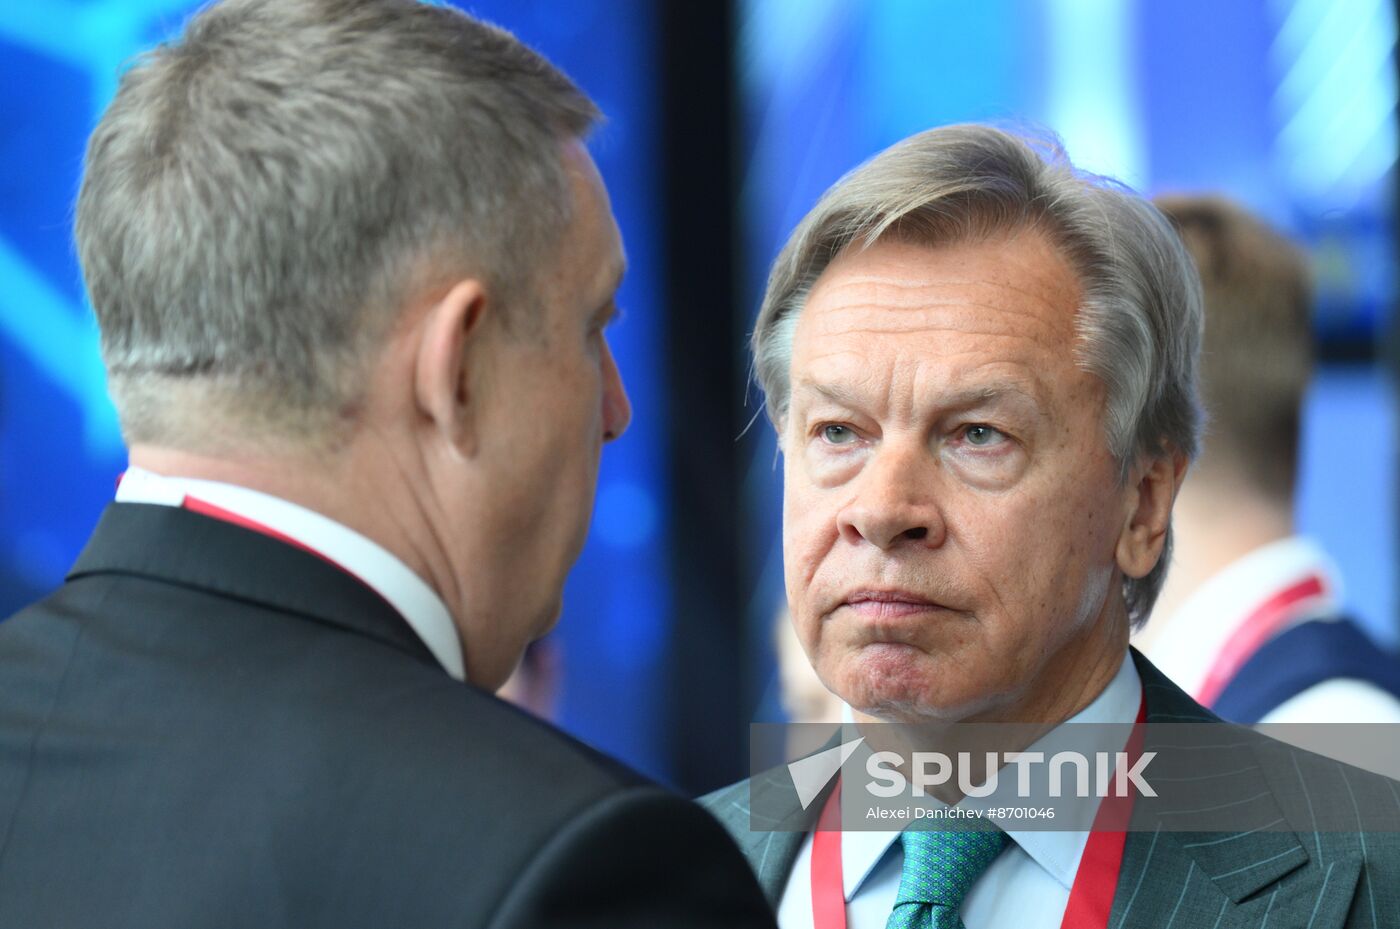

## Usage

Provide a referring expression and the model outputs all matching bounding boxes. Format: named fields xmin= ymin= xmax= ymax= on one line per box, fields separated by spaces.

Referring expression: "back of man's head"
xmin=1153 ymin=195 xmax=1313 ymax=505
xmin=76 ymin=0 xmax=598 ymax=450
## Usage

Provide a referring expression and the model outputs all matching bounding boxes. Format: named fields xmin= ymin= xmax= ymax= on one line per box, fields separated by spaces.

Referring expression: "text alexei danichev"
xmin=865 ymin=806 xmax=1057 ymax=820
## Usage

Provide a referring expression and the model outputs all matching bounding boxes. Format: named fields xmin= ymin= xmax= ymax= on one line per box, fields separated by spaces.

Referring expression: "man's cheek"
xmin=784 ymin=528 xmax=833 ymax=592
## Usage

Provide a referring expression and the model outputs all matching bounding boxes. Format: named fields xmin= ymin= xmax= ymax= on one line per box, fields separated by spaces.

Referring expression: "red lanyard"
xmin=182 ymin=492 xmax=386 ymax=593
xmin=182 ymin=494 xmax=326 ymax=561
xmin=810 ymin=694 xmax=1146 ymax=929
xmin=1059 ymin=697 xmax=1146 ymax=928
xmin=811 ymin=783 xmax=847 ymax=929
xmin=1196 ymin=573 xmax=1329 ymax=707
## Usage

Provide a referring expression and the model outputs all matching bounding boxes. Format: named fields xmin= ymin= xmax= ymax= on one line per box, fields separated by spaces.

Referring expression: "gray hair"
xmin=752 ymin=125 xmax=1203 ymax=626
xmin=76 ymin=0 xmax=599 ymax=446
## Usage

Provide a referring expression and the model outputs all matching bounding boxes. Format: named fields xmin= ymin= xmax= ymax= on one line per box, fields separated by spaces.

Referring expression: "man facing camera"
xmin=705 ymin=125 xmax=1400 ymax=927
xmin=0 ymin=2 xmax=774 ymax=927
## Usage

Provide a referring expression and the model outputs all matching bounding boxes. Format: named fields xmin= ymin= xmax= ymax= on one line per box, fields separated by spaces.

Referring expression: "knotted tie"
xmin=885 ymin=827 xmax=1008 ymax=929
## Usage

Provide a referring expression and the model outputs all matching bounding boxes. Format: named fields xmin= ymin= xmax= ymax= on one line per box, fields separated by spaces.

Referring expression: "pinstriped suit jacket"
xmin=702 ymin=650 xmax=1400 ymax=928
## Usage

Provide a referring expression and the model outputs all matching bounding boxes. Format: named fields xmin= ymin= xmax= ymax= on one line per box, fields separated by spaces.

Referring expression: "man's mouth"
xmin=842 ymin=589 xmax=947 ymax=619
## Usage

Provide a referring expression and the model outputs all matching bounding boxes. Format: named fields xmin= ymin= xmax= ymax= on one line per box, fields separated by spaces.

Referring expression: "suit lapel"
xmin=69 ymin=503 xmax=439 ymax=670
xmin=747 ymin=828 xmax=806 ymax=906
xmin=700 ymin=772 xmax=812 ymax=901
xmin=704 ymin=757 xmax=835 ymax=906
xmin=1112 ymin=652 xmax=1362 ymax=928
xmin=1113 ymin=830 xmax=1359 ymax=929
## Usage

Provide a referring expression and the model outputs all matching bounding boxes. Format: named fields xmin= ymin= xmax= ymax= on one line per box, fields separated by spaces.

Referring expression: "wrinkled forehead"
xmin=791 ymin=231 xmax=1085 ymax=368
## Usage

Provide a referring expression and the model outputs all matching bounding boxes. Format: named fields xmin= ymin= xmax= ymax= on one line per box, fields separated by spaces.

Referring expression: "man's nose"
xmin=835 ymin=444 xmax=946 ymax=550
xmin=601 ymin=340 xmax=631 ymax=443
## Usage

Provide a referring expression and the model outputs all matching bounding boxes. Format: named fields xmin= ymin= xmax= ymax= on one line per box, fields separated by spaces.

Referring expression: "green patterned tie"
xmin=885 ymin=827 xmax=1008 ymax=929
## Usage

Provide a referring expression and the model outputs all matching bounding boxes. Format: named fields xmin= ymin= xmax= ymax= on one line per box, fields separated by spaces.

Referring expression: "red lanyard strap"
xmin=1060 ymin=695 xmax=1147 ymax=928
xmin=811 ymin=783 xmax=846 ymax=929
xmin=1196 ymin=574 xmax=1329 ymax=707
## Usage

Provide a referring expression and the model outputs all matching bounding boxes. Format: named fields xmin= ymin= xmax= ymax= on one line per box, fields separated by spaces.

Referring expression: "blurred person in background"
xmin=0 ymin=1 xmax=775 ymax=926
xmin=704 ymin=124 xmax=1400 ymax=928
xmin=772 ymin=607 xmax=843 ymax=762
xmin=774 ymin=607 xmax=844 ymax=725
xmin=1137 ymin=195 xmax=1400 ymax=725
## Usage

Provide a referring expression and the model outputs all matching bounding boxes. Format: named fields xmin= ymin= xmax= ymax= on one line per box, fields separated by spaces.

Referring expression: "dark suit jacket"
xmin=0 ymin=503 xmax=775 ymax=928
xmin=703 ymin=650 xmax=1400 ymax=928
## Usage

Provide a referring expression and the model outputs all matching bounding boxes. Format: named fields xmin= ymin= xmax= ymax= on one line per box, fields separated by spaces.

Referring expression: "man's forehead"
xmin=785 ymin=235 xmax=1106 ymax=419
xmin=800 ymin=232 xmax=1083 ymax=336
xmin=796 ymin=295 xmax=1073 ymax=346
xmin=559 ymin=140 xmax=626 ymax=296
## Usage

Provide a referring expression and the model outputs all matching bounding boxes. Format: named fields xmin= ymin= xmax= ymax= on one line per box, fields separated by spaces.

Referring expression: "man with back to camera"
xmin=704 ymin=125 xmax=1400 ymax=927
xmin=1135 ymin=195 xmax=1400 ymax=726
xmin=0 ymin=2 xmax=777 ymax=926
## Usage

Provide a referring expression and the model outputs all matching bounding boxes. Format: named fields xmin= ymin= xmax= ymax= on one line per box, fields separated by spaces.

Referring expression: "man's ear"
xmin=413 ymin=279 xmax=489 ymax=453
xmin=1116 ymin=447 xmax=1189 ymax=579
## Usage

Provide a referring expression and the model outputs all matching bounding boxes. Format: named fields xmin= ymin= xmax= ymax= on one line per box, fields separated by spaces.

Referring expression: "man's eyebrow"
xmin=600 ymin=303 xmax=623 ymax=327
xmin=593 ymin=262 xmax=628 ymax=325
xmin=944 ymin=383 xmax=1043 ymax=412
xmin=790 ymin=380 xmax=866 ymax=409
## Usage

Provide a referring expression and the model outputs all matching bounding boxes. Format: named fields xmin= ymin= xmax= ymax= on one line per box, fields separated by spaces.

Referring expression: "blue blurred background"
xmin=0 ymin=0 xmax=1395 ymax=791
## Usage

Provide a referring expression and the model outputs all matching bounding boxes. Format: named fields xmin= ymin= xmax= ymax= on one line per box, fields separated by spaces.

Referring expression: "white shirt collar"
xmin=115 ymin=466 xmax=466 ymax=681
xmin=840 ymin=650 xmax=1142 ymax=899
xmin=1148 ymin=536 xmax=1340 ymax=700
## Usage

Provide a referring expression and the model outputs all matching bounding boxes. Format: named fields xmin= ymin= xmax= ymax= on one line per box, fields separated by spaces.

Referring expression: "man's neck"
xmin=127 ymin=442 xmax=461 ymax=623
xmin=131 ymin=445 xmax=346 ymax=518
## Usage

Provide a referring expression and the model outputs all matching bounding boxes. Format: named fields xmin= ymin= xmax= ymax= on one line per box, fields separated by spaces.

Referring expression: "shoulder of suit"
xmin=701 ymin=776 xmax=751 ymax=808
xmin=699 ymin=776 xmax=750 ymax=826
xmin=289 ymin=662 xmax=649 ymax=807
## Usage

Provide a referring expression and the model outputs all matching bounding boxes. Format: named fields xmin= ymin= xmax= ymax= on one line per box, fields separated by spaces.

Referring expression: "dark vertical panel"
xmin=1392 ymin=0 xmax=1400 ymax=638
xmin=659 ymin=0 xmax=747 ymax=794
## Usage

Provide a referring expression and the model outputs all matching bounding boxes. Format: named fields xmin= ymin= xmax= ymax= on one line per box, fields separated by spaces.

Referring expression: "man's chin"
xmin=837 ymin=680 xmax=950 ymax=724
xmin=831 ymin=650 xmax=992 ymax=723
xmin=837 ymin=644 xmax=939 ymax=703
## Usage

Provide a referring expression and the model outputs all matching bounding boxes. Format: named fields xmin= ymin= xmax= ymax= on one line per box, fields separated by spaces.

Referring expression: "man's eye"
xmin=821 ymin=424 xmax=857 ymax=445
xmin=964 ymin=424 xmax=1005 ymax=447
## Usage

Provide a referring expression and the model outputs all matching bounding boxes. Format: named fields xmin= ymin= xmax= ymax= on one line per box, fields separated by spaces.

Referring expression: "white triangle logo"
xmin=788 ymin=737 xmax=865 ymax=810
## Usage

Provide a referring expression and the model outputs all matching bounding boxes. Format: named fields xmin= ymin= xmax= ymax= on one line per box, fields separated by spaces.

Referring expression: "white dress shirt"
xmin=1147 ymin=536 xmax=1400 ymax=724
xmin=777 ymin=652 xmax=1142 ymax=929
xmin=116 ymin=466 xmax=466 ymax=681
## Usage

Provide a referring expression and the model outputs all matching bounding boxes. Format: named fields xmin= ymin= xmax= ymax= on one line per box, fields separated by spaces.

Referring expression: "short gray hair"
xmin=76 ymin=0 xmax=599 ymax=446
xmin=752 ymin=125 xmax=1203 ymax=626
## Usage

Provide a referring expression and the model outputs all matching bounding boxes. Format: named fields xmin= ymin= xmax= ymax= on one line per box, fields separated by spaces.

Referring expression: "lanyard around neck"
xmin=1196 ymin=573 xmax=1330 ymax=708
